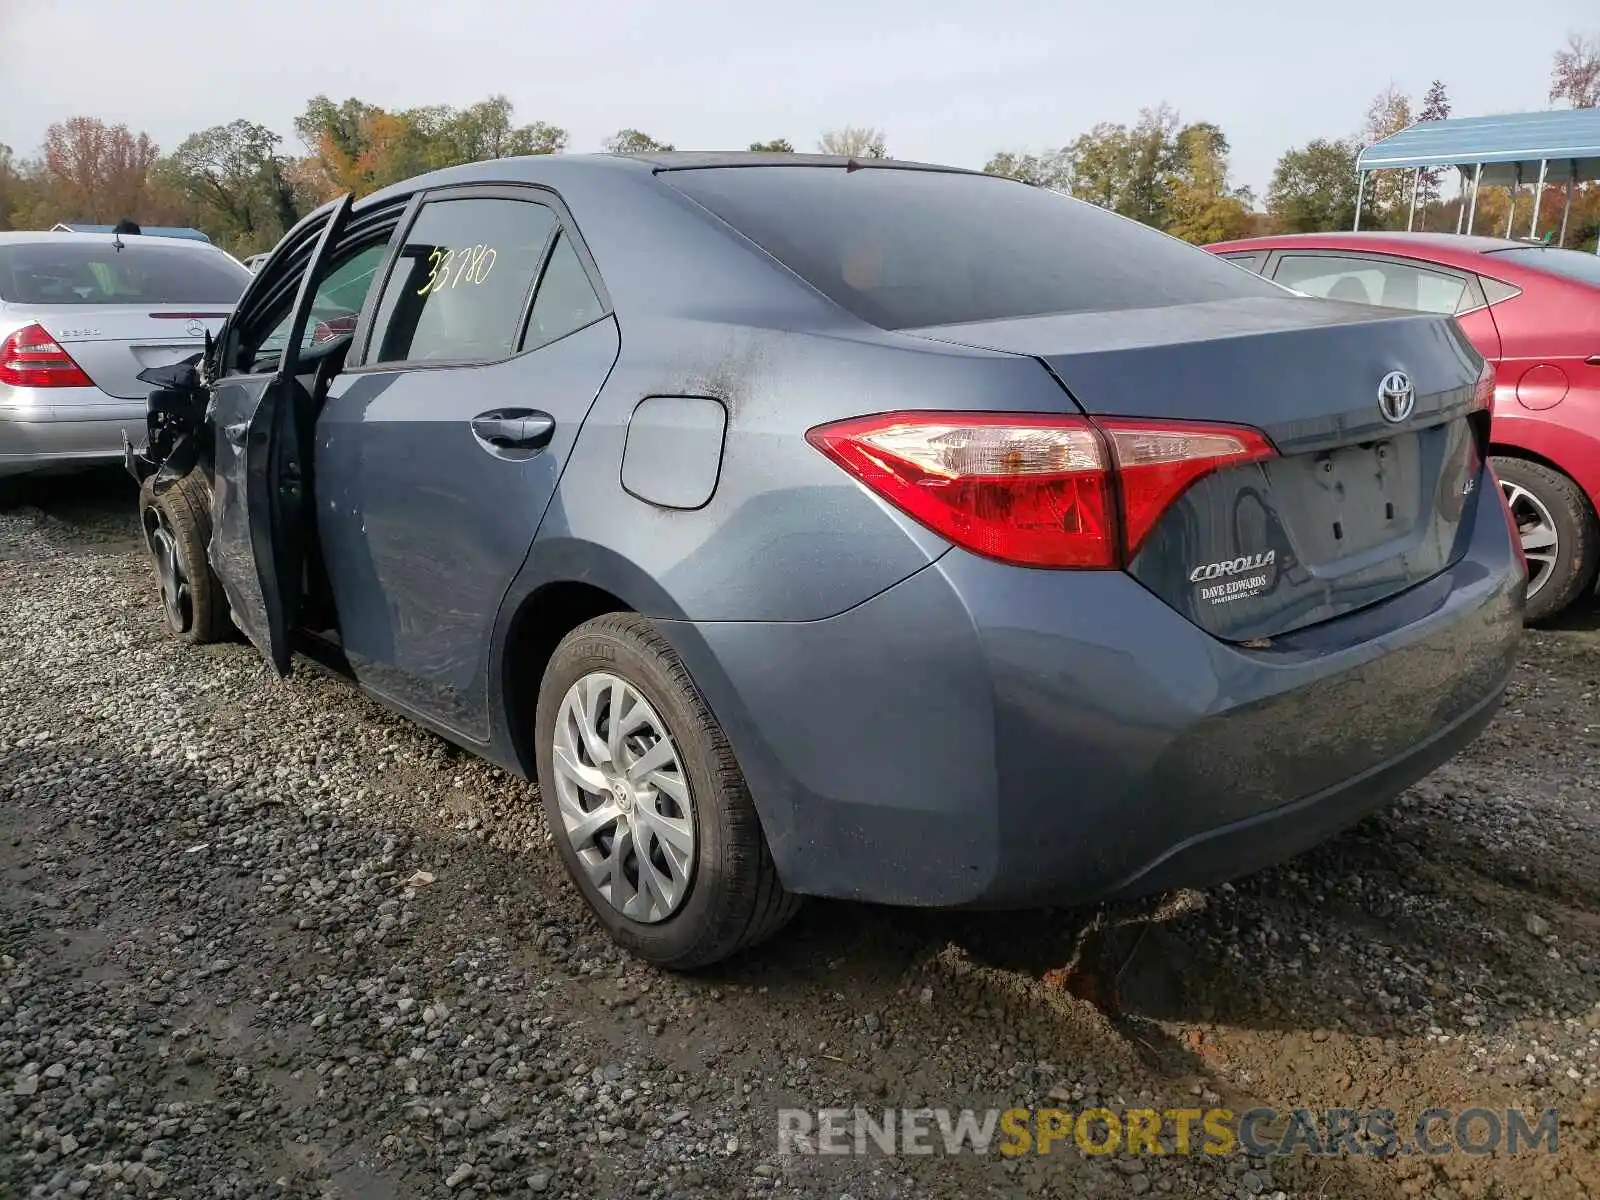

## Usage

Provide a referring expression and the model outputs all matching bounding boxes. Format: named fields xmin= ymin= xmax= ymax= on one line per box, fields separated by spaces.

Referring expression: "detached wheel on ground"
xmin=138 ymin=473 xmax=231 ymax=644
xmin=1491 ymin=455 xmax=1600 ymax=623
xmin=534 ymin=613 xmax=801 ymax=969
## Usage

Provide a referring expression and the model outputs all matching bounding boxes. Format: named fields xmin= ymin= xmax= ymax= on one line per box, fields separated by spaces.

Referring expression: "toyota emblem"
xmin=1377 ymin=371 xmax=1415 ymax=424
xmin=186 ymin=319 xmax=206 ymax=337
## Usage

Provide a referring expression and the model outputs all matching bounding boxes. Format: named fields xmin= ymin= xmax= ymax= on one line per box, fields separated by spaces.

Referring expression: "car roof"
xmin=0 ymin=230 xmax=229 ymax=252
xmin=354 ymin=150 xmax=985 ymax=211
xmin=619 ymin=150 xmax=984 ymax=175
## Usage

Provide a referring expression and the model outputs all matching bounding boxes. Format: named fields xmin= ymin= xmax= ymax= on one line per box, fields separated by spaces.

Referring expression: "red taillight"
xmin=0 ymin=323 xmax=94 ymax=389
xmin=1471 ymin=358 xmax=1495 ymax=412
xmin=1102 ymin=418 xmax=1276 ymax=555
xmin=806 ymin=411 xmax=1275 ymax=570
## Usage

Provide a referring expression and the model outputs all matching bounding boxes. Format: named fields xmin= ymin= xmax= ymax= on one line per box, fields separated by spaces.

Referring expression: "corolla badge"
xmin=1377 ymin=370 xmax=1415 ymax=423
xmin=1189 ymin=550 xmax=1276 ymax=583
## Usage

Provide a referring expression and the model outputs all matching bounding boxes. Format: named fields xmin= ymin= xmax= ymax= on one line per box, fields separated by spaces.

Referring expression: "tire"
xmin=139 ymin=473 xmax=232 ymax=644
xmin=1491 ymin=455 xmax=1600 ymax=623
xmin=534 ymin=613 xmax=800 ymax=969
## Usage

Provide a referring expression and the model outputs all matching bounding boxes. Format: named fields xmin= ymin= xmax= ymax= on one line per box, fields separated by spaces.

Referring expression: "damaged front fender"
xmin=124 ymin=353 xmax=208 ymax=491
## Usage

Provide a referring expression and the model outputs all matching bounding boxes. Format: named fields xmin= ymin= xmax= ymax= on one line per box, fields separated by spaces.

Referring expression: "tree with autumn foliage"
xmin=35 ymin=117 xmax=174 ymax=225
xmin=290 ymin=95 xmax=567 ymax=203
xmin=1357 ymin=85 xmax=1415 ymax=228
xmin=984 ymin=107 xmax=1250 ymax=243
xmin=1414 ymin=81 xmax=1452 ymax=221
xmin=1550 ymin=31 xmax=1599 ymax=108
xmin=1163 ymin=123 xmax=1253 ymax=244
xmin=293 ymin=96 xmax=429 ymax=199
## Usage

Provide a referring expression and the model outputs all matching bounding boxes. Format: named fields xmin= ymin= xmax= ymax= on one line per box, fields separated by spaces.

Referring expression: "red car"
xmin=1206 ymin=232 xmax=1600 ymax=621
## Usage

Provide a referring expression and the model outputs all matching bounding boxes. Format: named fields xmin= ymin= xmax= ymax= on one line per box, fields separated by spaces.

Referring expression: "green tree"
xmin=748 ymin=139 xmax=795 ymax=153
xmin=1267 ymin=139 xmax=1360 ymax=232
xmin=408 ymin=96 xmax=566 ymax=167
xmin=1163 ymin=123 xmax=1252 ymax=244
xmin=604 ymin=129 xmax=674 ymax=155
xmin=158 ymin=120 xmax=299 ymax=255
xmin=817 ymin=126 xmax=886 ymax=158
xmin=983 ymin=148 xmax=1072 ymax=191
xmin=1068 ymin=106 xmax=1179 ymax=226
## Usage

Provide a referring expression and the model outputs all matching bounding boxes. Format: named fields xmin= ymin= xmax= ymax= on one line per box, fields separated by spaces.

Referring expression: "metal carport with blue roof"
xmin=1356 ymin=109 xmax=1600 ymax=250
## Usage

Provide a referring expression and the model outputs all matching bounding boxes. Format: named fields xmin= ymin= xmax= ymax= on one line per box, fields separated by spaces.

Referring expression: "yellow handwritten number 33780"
xmin=418 ymin=244 xmax=497 ymax=295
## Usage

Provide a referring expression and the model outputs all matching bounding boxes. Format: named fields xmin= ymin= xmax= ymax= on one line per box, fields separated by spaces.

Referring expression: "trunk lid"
xmin=908 ymin=295 xmax=1488 ymax=641
xmin=32 ymin=304 xmax=230 ymax=401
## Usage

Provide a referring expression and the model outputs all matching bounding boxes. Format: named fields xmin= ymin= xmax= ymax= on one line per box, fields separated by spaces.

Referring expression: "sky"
xmin=1 ymin=0 xmax=1593 ymax=199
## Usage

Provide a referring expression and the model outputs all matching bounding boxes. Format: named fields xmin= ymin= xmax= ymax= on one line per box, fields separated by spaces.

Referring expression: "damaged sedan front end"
xmin=122 ymin=347 xmax=212 ymax=491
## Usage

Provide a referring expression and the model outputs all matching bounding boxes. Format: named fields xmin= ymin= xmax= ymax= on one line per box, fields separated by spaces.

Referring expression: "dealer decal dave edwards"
xmin=1190 ymin=550 xmax=1277 ymax=607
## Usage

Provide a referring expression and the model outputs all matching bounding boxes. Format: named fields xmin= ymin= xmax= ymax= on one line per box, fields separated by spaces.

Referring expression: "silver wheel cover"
xmin=551 ymin=672 xmax=697 ymax=923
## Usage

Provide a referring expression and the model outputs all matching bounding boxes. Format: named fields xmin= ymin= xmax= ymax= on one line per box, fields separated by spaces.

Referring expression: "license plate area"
xmin=132 ymin=343 xmax=204 ymax=370
xmin=1265 ymin=433 xmax=1422 ymax=563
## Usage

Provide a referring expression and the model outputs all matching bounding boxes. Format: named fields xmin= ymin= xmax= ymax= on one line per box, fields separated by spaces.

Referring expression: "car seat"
xmin=1327 ymin=276 xmax=1371 ymax=305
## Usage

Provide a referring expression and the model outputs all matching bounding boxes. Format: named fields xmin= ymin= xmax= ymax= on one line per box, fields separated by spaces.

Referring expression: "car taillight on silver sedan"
xmin=806 ymin=411 xmax=1276 ymax=569
xmin=0 ymin=323 xmax=94 ymax=389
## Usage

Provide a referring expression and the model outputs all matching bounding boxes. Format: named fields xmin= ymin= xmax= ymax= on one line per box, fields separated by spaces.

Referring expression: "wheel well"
xmin=1489 ymin=444 xmax=1570 ymax=481
xmin=502 ymin=581 xmax=631 ymax=772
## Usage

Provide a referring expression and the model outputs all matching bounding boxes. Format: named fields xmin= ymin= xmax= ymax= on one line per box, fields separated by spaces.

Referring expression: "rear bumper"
xmin=0 ymin=404 xmax=145 ymax=477
xmin=662 ymin=474 xmax=1524 ymax=908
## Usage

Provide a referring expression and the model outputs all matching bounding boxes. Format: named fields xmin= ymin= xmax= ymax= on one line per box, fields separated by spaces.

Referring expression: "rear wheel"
xmin=1491 ymin=455 xmax=1599 ymax=623
xmin=534 ymin=613 xmax=800 ymax=969
xmin=139 ymin=473 xmax=231 ymax=644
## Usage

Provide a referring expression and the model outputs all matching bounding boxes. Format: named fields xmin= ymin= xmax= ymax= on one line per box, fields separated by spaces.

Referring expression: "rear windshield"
xmin=0 ymin=240 xmax=250 ymax=306
xmin=1483 ymin=246 xmax=1600 ymax=287
xmin=661 ymin=166 xmax=1278 ymax=329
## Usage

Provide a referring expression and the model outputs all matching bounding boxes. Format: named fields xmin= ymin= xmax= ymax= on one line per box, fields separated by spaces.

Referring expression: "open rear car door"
xmin=208 ymin=194 xmax=353 ymax=676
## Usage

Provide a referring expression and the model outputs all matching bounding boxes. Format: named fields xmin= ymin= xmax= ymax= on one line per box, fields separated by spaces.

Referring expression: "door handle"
xmin=470 ymin=410 xmax=555 ymax=452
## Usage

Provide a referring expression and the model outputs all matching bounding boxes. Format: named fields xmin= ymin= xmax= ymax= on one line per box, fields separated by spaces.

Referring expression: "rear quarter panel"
xmin=508 ymin=165 xmax=1078 ymax=622
xmin=534 ymin=316 xmax=1069 ymax=621
xmin=1482 ymin=274 xmax=1600 ymax=505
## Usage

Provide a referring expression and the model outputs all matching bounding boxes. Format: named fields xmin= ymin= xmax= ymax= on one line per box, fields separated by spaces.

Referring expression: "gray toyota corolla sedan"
xmin=127 ymin=152 xmax=1525 ymax=969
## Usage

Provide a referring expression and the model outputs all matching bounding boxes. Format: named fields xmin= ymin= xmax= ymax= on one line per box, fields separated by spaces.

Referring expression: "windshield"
xmin=661 ymin=165 xmax=1280 ymax=330
xmin=0 ymin=240 xmax=250 ymax=306
xmin=1484 ymin=246 xmax=1600 ymax=288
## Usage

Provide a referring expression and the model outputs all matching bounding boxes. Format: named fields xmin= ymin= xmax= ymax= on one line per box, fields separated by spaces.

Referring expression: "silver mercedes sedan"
xmin=0 ymin=231 xmax=250 ymax=478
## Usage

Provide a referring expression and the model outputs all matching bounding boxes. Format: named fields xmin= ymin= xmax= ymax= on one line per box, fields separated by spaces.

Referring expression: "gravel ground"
xmin=2 ymin=468 xmax=1598 ymax=1200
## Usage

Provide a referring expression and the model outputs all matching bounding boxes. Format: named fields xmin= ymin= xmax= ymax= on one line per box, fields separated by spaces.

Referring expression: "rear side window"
xmin=370 ymin=197 xmax=555 ymax=364
xmin=661 ymin=166 xmax=1277 ymax=330
xmin=523 ymin=233 xmax=604 ymax=348
xmin=1219 ymin=251 xmax=1267 ymax=274
xmin=0 ymin=240 xmax=249 ymax=305
xmin=1273 ymin=254 xmax=1467 ymax=315
xmin=1480 ymin=277 xmax=1524 ymax=306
